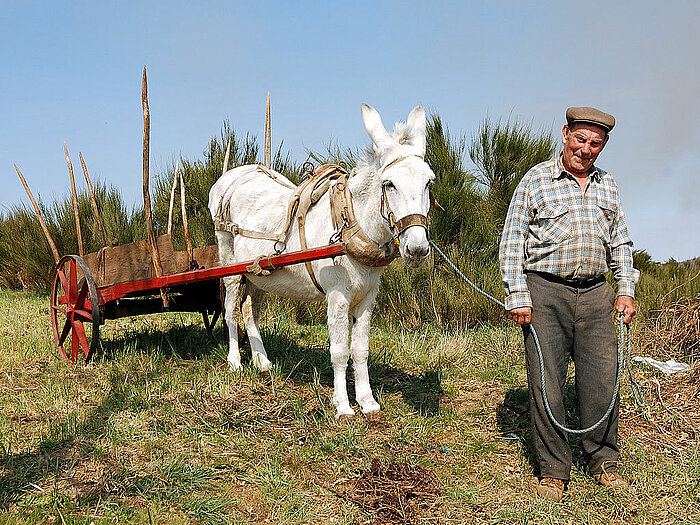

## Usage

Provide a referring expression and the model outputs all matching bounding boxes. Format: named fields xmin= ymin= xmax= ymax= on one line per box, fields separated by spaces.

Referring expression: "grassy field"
xmin=0 ymin=288 xmax=698 ymax=524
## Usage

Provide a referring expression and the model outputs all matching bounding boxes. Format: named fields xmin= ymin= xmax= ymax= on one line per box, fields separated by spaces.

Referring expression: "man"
xmin=499 ymin=107 xmax=639 ymax=502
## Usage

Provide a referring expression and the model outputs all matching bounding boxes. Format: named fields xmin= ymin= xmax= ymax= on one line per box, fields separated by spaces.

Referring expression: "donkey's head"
xmin=361 ymin=104 xmax=434 ymax=268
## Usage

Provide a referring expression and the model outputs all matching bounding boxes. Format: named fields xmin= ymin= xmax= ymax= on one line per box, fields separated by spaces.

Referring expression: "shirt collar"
xmin=554 ymin=155 xmax=601 ymax=182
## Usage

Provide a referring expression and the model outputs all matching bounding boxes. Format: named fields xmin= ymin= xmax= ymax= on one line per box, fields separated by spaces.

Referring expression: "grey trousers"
xmin=523 ymin=271 xmax=620 ymax=481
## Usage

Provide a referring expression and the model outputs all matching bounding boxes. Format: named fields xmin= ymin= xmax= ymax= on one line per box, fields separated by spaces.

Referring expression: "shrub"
xmin=0 ymin=183 xmax=142 ymax=291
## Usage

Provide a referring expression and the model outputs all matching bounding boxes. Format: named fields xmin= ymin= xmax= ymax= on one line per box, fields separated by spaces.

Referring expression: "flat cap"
xmin=566 ymin=106 xmax=615 ymax=132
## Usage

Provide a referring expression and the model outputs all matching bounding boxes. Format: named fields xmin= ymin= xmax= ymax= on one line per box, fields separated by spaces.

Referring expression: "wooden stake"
xmin=179 ymin=171 xmax=193 ymax=265
xmin=264 ymin=92 xmax=271 ymax=168
xmin=14 ymin=164 xmax=60 ymax=263
xmin=222 ymin=139 xmax=231 ymax=176
xmin=166 ymin=161 xmax=179 ymax=236
xmin=79 ymin=152 xmax=107 ymax=248
xmin=64 ymin=143 xmax=84 ymax=257
xmin=142 ymin=66 xmax=167 ymax=306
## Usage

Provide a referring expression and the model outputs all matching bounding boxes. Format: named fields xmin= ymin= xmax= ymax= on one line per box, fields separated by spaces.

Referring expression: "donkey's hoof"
xmin=252 ymin=354 xmax=272 ymax=373
xmin=334 ymin=404 xmax=355 ymax=422
xmin=227 ymin=361 xmax=243 ymax=372
xmin=364 ymin=410 xmax=387 ymax=426
xmin=359 ymin=399 xmax=381 ymax=413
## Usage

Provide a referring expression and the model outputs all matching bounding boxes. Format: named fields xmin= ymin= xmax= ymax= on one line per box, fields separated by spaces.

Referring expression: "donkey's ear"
xmin=361 ymin=104 xmax=394 ymax=150
xmin=406 ymin=105 xmax=426 ymax=154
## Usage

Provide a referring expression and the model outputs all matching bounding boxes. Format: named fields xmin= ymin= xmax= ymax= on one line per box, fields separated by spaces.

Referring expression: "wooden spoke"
xmin=69 ymin=259 xmax=78 ymax=303
xmin=75 ymin=280 xmax=89 ymax=311
xmin=51 ymin=304 xmax=68 ymax=315
xmin=72 ymin=309 xmax=93 ymax=322
xmin=73 ymin=321 xmax=90 ymax=358
xmin=58 ymin=318 xmax=72 ymax=346
xmin=56 ymin=267 xmax=69 ymax=297
xmin=71 ymin=326 xmax=79 ymax=362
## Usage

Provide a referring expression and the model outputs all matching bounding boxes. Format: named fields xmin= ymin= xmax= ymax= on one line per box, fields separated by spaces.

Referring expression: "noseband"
xmin=379 ymin=155 xmax=430 ymax=239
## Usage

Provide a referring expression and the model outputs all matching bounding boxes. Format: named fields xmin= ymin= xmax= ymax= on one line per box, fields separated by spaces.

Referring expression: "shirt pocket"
xmin=595 ymin=202 xmax=616 ymax=243
xmin=538 ymin=203 xmax=571 ymax=244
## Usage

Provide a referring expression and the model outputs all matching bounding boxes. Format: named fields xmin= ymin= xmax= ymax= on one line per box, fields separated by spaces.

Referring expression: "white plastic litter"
xmin=633 ymin=357 xmax=691 ymax=375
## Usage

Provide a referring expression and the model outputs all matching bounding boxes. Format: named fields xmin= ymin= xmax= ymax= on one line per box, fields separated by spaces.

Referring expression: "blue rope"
xmin=429 ymin=240 xmax=645 ymax=434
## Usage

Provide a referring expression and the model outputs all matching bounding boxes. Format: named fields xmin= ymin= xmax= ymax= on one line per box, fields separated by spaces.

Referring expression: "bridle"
xmin=378 ymin=154 xmax=430 ymax=240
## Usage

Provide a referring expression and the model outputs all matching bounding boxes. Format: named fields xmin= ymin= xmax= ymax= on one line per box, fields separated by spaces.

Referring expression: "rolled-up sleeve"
xmin=499 ymin=175 xmax=533 ymax=310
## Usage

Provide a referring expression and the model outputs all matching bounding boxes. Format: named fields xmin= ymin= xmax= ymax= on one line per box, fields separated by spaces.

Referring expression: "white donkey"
xmin=208 ymin=104 xmax=434 ymax=418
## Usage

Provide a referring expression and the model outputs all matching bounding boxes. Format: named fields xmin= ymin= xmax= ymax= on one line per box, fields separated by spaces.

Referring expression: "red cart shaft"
xmin=98 ymin=243 xmax=346 ymax=304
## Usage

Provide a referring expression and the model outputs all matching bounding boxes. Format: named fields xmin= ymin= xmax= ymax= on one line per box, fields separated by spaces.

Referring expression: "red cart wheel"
xmin=51 ymin=255 xmax=101 ymax=363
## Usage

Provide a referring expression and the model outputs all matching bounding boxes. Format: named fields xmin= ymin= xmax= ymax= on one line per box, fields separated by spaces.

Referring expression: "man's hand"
xmin=508 ymin=306 xmax=532 ymax=326
xmin=615 ymin=295 xmax=636 ymax=324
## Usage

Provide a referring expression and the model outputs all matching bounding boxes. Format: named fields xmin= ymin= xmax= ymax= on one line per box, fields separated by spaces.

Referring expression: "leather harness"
xmin=213 ymin=161 xmax=430 ymax=294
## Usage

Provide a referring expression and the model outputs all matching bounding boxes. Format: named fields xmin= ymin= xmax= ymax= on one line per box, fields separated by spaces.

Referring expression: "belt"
xmin=526 ymin=271 xmax=606 ymax=288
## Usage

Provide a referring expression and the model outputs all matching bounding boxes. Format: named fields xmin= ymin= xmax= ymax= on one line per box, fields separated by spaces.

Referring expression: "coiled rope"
xmin=429 ymin=240 xmax=645 ymax=434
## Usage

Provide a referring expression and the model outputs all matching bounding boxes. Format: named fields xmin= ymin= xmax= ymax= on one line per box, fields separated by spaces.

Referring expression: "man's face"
xmin=561 ymin=123 xmax=608 ymax=175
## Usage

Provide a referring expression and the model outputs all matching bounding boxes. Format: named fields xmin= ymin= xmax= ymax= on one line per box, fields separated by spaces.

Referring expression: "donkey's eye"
xmin=383 ymin=181 xmax=395 ymax=190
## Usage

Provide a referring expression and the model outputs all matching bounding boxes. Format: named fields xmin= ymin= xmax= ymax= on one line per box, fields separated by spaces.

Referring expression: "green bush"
xmin=3 ymin=114 xmax=697 ymax=331
xmin=152 ymin=122 xmax=303 ymax=250
xmin=0 ymin=183 xmax=142 ymax=290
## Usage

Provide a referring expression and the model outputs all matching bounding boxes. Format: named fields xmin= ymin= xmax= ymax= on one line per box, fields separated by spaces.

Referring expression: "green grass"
xmin=0 ymin=288 xmax=698 ymax=524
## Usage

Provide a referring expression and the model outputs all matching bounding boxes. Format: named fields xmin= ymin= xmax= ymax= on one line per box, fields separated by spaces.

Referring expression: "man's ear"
xmin=603 ymin=134 xmax=610 ymax=147
xmin=562 ymin=124 xmax=570 ymax=144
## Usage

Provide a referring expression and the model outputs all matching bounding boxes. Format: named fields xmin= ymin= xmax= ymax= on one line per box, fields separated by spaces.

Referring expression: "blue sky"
xmin=2 ymin=1 xmax=699 ymax=262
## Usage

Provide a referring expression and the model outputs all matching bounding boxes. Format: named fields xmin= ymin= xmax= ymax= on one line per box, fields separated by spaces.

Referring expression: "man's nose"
xmin=581 ymin=143 xmax=591 ymax=155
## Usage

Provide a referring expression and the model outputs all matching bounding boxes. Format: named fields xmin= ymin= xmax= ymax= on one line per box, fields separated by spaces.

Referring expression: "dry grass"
xmin=0 ymin=288 xmax=699 ymax=524
xmin=640 ymin=295 xmax=700 ymax=360
xmin=332 ymin=457 xmax=442 ymax=524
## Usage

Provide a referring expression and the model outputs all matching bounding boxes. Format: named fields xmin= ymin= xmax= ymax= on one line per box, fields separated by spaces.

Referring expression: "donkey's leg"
xmin=215 ymin=231 xmax=244 ymax=370
xmin=222 ymin=275 xmax=243 ymax=371
xmin=327 ymin=289 xmax=354 ymax=418
xmin=241 ymin=284 xmax=272 ymax=372
xmin=350 ymin=287 xmax=381 ymax=414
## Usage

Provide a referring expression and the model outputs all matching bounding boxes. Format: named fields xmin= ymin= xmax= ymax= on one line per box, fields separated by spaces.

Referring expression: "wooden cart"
xmin=51 ymin=239 xmax=344 ymax=363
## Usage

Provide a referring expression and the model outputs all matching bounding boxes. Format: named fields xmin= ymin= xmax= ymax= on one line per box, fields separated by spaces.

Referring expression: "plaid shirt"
xmin=499 ymin=156 xmax=639 ymax=310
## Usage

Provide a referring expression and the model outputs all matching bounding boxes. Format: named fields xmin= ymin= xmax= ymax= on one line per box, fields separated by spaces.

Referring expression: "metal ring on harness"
xmin=302 ymin=161 xmax=315 ymax=178
xmin=274 ymin=240 xmax=286 ymax=254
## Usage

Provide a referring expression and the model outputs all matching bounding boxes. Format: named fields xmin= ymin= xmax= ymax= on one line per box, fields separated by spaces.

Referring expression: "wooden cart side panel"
xmin=82 ymin=235 xmax=220 ymax=288
xmin=192 ymin=244 xmax=219 ymax=269
xmin=156 ymin=234 xmax=189 ymax=275
xmin=81 ymin=251 xmax=101 ymax=283
xmin=83 ymin=234 xmax=210 ymax=287
xmin=82 ymin=240 xmax=150 ymax=287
